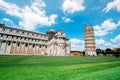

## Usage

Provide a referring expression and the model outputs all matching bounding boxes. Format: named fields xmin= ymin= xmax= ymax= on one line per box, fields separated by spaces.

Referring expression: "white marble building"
xmin=84 ymin=25 xmax=97 ymax=56
xmin=0 ymin=23 xmax=70 ymax=56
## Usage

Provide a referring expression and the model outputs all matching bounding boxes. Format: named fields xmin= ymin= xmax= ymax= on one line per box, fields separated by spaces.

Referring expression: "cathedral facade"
xmin=0 ymin=23 xmax=70 ymax=56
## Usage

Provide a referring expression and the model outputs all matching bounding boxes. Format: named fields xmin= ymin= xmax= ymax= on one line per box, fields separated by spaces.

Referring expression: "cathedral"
xmin=0 ymin=23 xmax=70 ymax=56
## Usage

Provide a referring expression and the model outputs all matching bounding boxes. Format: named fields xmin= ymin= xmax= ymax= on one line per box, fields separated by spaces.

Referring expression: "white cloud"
xmin=103 ymin=0 xmax=120 ymax=12
xmin=93 ymin=19 xmax=120 ymax=36
xmin=62 ymin=17 xmax=73 ymax=23
xmin=92 ymin=7 xmax=101 ymax=10
xmin=61 ymin=0 xmax=85 ymax=14
xmin=95 ymin=38 xmax=118 ymax=50
xmin=0 ymin=0 xmax=22 ymax=17
xmin=70 ymin=38 xmax=84 ymax=51
xmin=0 ymin=0 xmax=58 ymax=31
xmin=1 ymin=18 xmax=17 ymax=28
xmin=2 ymin=18 xmax=13 ymax=23
xmin=111 ymin=34 xmax=120 ymax=44
xmin=70 ymin=37 xmax=120 ymax=51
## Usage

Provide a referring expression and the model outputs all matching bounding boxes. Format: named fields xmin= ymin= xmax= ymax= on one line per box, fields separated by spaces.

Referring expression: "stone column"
xmin=10 ymin=42 xmax=13 ymax=54
xmin=14 ymin=42 xmax=17 ymax=54
xmin=26 ymin=43 xmax=29 ymax=54
xmin=4 ymin=41 xmax=7 ymax=54
xmin=28 ymin=43 xmax=30 ymax=54
xmin=19 ymin=43 xmax=22 ymax=54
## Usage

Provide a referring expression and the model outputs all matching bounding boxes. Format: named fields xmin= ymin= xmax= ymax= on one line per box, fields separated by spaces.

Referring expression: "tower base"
xmin=85 ymin=51 xmax=97 ymax=56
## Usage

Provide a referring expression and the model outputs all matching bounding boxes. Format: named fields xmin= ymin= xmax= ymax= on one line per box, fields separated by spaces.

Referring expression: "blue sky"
xmin=0 ymin=0 xmax=120 ymax=51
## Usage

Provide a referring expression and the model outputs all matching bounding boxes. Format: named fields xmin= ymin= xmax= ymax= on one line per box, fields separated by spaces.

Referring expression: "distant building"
xmin=113 ymin=48 xmax=120 ymax=52
xmin=71 ymin=51 xmax=83 ymax=56
xmin=0 ymin=23 xmax=70 ymax=56
xmin=84 ymin=25 xmax=97 ymax=56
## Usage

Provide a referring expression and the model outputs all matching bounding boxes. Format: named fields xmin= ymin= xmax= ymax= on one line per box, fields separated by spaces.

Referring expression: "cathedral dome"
xmin=49 ymin=28 xmax=55 ymax=32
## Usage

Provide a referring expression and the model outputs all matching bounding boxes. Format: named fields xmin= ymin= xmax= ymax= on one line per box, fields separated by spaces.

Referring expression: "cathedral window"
xmin=12 ymin=36 xmax=14 ymax=39
xmin=3 ymin=35 xmax=6 ymax=38
xmin=22 ymin=31 xmax=24 ymax=34
xmin=16 ymin=36 xmax=18 ymax=39
xmin=33 ymin=44 xmax=35 ymax=48
xmin=25 ymin=44 xmax=28 ymax=47
xmin=36 ymin=40 xmax=38 ymax=42
xmin=17 ymin=30 xmax=19 ymax=33
xmin=36 ymin=34 xmax=38 ymax=36
xmin=10 ymin=29 xmax=12 ymax=32
xmin=8 ymin=42 xmax=11 ymax=46
xmin=2 ymin=28 xmax=6 ymax=31
xmin=39 ymin=45 xmax=41 ymax=48
xmin=6 ymin=35 xmax=8 ymax=38
xmin=0 ymin=41 xmax=2 ymax=49
xmin=17 ymin=43 xmax=20 ymax=46
xmin=26 ymin=32 xmax=29 ymax=35
xmin=1 ymin=34 xmax=3 ymax=37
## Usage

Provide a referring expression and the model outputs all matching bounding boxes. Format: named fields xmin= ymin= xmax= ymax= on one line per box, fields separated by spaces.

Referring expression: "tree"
xmin=82 ymin=50 xmax=85 ymax=56
xmin=96 ymin=49 xmax=103 ymax=54
xmin=105 ymin=48 xmax=113 ymax=52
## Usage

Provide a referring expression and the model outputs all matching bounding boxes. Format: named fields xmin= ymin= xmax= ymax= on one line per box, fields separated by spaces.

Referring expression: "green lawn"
xmin=0 ymin=55 xmax=120 ymax=80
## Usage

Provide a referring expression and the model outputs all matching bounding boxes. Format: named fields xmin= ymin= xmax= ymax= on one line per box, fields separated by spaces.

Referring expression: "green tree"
xmin=105 ymin=48 xmax=113 ymax=52
xmin=96 ymin=49 xmax=103 ymax=54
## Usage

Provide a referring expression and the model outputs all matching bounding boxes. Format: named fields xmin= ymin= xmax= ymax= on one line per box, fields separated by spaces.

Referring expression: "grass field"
xmin=0 ymin=55 xmax=120 ymax=80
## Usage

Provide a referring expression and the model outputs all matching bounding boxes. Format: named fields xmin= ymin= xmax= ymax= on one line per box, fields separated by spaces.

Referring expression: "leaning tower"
xmin=84 ymin=25 xmax=97 ymax=56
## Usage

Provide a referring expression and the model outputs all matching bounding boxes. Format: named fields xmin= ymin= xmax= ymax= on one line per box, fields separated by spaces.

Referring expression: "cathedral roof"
xmin=49 ymin=28 xmax=55 ymax=32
